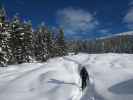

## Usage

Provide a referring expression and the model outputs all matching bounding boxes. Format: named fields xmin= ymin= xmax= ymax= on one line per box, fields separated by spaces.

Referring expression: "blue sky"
xmin=2 ymin=0 xmax=133 ymax=39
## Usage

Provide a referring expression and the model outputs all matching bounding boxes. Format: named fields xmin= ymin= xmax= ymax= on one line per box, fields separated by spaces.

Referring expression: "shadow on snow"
xmin=108 ymin=79 xmax=133 ymax=94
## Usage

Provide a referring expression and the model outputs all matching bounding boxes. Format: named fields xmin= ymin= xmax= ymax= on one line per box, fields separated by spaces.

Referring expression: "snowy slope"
xmin=0 ymin=53 xmax=133 ymax=100
xmin=0 ymin=58 xmax=82 ymax=100
xmin=65 ymin=53 xmax=133 ymax=100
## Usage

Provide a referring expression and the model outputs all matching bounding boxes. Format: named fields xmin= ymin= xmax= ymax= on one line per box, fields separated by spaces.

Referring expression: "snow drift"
xmin=0 ymin=53 xmax=133 ymax=100
xmin=0 ymin=58 xmax=82 ymax=100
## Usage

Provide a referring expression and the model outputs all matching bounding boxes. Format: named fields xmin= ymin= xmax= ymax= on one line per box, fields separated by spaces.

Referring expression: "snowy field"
xmin=0 ymin=53 xmax=133 ymax=100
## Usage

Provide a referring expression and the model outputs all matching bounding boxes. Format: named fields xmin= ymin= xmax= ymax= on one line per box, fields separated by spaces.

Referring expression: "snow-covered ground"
xmin=0 ymin=53 xmax=133 ymax=100
xmin=0 ymin=58 xmax=82 ymax=100
xmin=65 ymin=53 xmax=133 ymax=100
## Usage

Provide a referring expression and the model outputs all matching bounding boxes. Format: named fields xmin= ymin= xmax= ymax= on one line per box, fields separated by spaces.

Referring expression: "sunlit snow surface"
xmin=0 ymin=53 xmax=133 ymax=100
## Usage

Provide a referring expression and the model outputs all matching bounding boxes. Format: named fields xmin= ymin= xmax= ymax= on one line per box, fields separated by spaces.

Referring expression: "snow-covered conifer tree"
xmin=0 ymin=6 xmax=11 ymax=66
xmin=10 ymin=15 xmax=34 ymax=64
xmin=56 ymin=28 xmax=67 ymax=56
xmin=34 ymin=23 xmax=48 ymax=62
xmin=22 ymin=20 xmax=34 ymax=62
xmin=10 ymin=15 xmax=26 ymax=64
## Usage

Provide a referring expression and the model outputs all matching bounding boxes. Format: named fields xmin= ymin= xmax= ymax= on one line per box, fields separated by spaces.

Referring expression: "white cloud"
xmin=98 ymin=29 xmax=109 ymax=34
xmin=129 ymin=0 xmax=133 ymax=6
xmin=124 ymin=8 xmax=133 ymax=23
xmin=56 ymin=7 xmax=99 ymax=35
xmin=123 ymin=1 xmax=133 ymax=29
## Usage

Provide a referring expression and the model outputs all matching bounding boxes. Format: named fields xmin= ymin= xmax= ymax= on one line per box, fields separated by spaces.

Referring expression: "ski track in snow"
xmin=0 ymin=53 xmax=133 ymax=100
xmin=0 ymin=59 xmax=82 ymax=100
xmin=63 ymin=54 xmax=102 ymax=100
xmin=64 ymin=53 xmax=133 ymax=100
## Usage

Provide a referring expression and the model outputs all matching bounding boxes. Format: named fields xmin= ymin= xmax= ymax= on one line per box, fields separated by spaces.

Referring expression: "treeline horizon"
xmin=1 ymin=6 xmax=133 ymax=67
xmin=68 ymin=35 xmax=133 ymax=54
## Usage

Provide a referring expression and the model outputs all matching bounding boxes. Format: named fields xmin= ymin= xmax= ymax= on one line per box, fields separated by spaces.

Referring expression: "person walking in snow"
xmin=80 ymin=67 xmax=89 ymax=91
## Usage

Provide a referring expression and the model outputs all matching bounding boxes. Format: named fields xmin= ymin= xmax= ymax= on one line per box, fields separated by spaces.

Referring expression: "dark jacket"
xmin=80 ymin=67 xmax=89 ymax=90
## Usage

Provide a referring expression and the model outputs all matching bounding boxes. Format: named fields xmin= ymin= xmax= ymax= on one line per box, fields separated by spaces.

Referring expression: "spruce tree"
xmin=46 ymin=30 xmax=54 ymax=58
xmin=49 ymin=28 xmax=59 ymax=57
xmin=34 ymin=23 xmax=48 ymax=62
xmin=56 ymin=28 xmax=67 ymax=56
xmin=10 ymin=16 xmax=34 ymax=64
xmin=0 ymin=6 xmax=11 ymax=66
xmin=22 ymin=20 xmax=34 ymax=62
xmin=10 ymin=15 xmax=25 ymax=64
